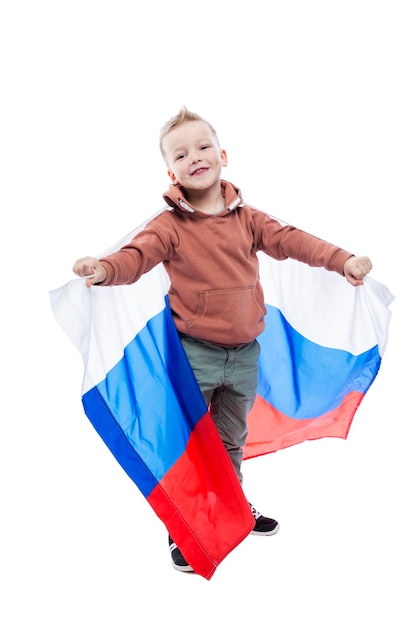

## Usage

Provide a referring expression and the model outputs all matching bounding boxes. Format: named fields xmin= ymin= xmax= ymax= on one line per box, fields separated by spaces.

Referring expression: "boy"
xmin=73 ymin=107 xmax=372 ymax=572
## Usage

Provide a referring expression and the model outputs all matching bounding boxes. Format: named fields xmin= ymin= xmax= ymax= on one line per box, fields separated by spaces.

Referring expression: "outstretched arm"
xmin=73 ymin=256 xmax=107 ymax=288
xmin=343 ymin=256 xmax=372 ymax=286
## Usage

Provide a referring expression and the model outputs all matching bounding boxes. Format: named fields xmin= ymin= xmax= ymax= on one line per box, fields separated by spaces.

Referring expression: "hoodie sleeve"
xmin=99 ymin=219 xmax=174 ymax=286
xmin=252 ymin=210 xmax=353 ymax=276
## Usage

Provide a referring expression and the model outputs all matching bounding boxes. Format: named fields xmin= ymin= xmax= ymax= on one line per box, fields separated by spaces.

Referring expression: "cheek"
xmin=172 ymin=162 xmax=188 ymax=181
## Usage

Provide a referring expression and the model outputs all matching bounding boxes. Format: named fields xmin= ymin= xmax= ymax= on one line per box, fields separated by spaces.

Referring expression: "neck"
xmin=186 ymin=184 xmax=224 ymax=215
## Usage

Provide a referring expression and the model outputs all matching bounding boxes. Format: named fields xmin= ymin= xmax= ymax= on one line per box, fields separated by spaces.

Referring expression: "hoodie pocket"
xmin=185 ymin=286 xmax=266 ymax=345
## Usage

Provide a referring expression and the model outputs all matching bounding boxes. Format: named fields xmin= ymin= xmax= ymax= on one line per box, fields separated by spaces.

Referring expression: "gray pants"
xmin=180 ymin=334 xmax=260 ymax=484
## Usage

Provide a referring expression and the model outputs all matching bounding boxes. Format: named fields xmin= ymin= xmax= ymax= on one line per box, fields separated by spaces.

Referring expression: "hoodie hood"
xmin=162 ymin=180 xmax=244 ymax=215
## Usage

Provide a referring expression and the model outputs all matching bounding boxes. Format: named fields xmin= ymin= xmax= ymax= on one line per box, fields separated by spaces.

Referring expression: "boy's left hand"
xmin=343 ymin=256 xmax=372 ymax=286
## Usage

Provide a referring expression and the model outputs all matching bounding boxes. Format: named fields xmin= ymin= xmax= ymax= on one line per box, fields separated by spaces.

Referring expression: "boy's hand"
xmin=343 ymin=256 xmax=372 ymax=286
xmin=73 ymin=256 xmax=107 ymax=287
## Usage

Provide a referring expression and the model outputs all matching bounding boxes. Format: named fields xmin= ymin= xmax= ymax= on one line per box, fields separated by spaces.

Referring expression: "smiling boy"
xmin=73 ymin=107 xmax=372 ymax=572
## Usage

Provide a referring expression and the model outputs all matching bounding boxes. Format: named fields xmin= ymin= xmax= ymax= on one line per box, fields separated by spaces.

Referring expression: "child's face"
xmin=162 ymin=121 xmax=227 ymax=192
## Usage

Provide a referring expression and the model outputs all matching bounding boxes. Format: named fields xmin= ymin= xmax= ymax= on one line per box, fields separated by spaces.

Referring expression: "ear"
xmin=220 ymin=149 xmax=228 ymax=167
xmin=167 ymin=169 xmax=178 ymax=184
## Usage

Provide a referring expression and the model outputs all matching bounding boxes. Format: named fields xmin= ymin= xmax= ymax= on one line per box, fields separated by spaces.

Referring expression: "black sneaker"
xmin=249 ymin=503 xmax=280 ymax=536
xmin=168 ymin=535 xmax=194 ymax=572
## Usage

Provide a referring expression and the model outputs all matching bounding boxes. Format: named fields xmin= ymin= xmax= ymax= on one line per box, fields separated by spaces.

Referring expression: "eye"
xmin=175 ymin=153 xmax=186 ymax=161
xmin=200 ymin=145 xmax=210 ymax=151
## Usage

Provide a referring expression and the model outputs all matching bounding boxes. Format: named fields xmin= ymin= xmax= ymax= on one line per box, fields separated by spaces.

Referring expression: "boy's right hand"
xmin=73 ymin=256 xmax=107 ymax=287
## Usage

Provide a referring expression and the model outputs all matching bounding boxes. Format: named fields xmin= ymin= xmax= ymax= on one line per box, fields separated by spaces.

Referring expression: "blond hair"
xmin=159 ymin=106 xmax=220 ymax=159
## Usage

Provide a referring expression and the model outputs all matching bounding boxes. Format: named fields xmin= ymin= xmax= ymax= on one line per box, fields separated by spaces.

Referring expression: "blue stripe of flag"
xmin=82 ymin=297 xmax=207 ymax=498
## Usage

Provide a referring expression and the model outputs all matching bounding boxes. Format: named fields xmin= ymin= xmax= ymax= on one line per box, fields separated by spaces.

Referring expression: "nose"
xmin=189 ymin=150 xmax=201 ymax=164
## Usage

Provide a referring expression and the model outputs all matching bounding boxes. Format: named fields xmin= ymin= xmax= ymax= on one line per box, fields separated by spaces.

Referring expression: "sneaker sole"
xmin=171 ymin=562 xmax=194 ymax=573
xmin=251 ymin=523 xmax=280 ymax=536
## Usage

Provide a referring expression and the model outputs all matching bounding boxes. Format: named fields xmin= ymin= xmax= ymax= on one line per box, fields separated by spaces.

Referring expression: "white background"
xmin=1 ymin=1 xmax=416 ymax=624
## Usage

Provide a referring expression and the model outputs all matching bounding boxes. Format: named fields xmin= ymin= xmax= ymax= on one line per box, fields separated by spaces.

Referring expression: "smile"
xmin=191 ymin=167 xmax=209 ymax=176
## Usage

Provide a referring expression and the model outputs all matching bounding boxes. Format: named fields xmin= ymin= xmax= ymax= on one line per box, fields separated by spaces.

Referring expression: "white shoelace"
xmin=250 ymin=504 xmax=262 ymax=520
xmin=169 ymin=541 xmax=179 ymax=553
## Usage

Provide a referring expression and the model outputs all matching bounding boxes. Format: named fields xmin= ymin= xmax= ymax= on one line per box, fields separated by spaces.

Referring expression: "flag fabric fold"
xmin=49 ymin=215 xmax=393 ymax=579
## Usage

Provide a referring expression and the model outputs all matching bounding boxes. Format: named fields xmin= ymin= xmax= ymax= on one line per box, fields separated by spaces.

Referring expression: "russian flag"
xmin=245 ymin=252 xmax=393 ymax=458
xmin=49 ymin=216 xmax=393 ymax=579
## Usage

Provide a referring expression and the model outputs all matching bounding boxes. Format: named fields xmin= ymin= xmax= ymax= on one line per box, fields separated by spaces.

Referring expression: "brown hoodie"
xmin=99 ymin=180 xmax=353 ymax=347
